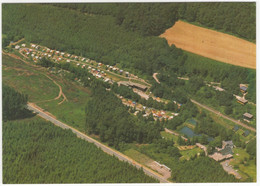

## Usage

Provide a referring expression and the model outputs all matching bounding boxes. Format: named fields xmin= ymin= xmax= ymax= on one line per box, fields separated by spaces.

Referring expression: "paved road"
xmin=190 ymin=99 xmax=256 ymax=132
xmin=27 ymin=103 xmax=170 ymax=183
xmin=221 ymin=159 xmax=241 ymax=179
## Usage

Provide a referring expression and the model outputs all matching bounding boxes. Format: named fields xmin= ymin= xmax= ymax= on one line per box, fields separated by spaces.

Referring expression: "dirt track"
xmin=160 ymin=21 xmax=256 ymax=69
xmin=3 ymin=52 xmax=68 ymax=105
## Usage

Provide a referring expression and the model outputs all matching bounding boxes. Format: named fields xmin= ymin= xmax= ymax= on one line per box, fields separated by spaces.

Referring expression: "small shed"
xmin=243 ymin=113 xmax=253 ymax=120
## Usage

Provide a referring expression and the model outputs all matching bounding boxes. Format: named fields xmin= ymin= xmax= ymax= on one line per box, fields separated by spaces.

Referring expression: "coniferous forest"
xmin=2 ymin=2 xmax=256 ymax=183
xmin=3 ymin=119 xmax=158 ymax=183
xmin=2 ymin=86 xmax=157 ymax=183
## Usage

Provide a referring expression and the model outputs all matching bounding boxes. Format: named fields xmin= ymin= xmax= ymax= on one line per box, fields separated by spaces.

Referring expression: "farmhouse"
xmin=120 ymin=81 xmax=148 ymax=91
xmin=128 ymin=82 xmax=148 ymax=91
xmin=21 ymin=43 xmax=26 ymax=47
xmin=236 ymin=96 xmax=248 ymax=105
xmin=209 ymin=140 xmax=234 ymax=162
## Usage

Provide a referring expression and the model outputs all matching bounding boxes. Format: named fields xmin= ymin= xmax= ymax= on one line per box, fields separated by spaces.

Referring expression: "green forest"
xmin=2 ymin=84 xmax=30 ymax=121
xmin=2 ymin=2 xmax=256 ymax=183
xmin=3 ymin=118 xmax=158 ymax=183
xmin=2 ymin=85 xmax=157 ymax=183
xmin=171 ymin=157 xmax=237 ymax=182
xmin=2 ymin=3 xmax=256 ymax=106
xmin=52 ymin=2 xmax=256 ymax=41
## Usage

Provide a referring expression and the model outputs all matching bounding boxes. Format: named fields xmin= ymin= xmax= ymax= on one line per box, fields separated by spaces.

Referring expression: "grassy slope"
xmin=2 ymin=54 xmax=90 ymax=132
xmin=229 ymin=148 xmax=256 ymax=182
xmin=2 ymin=56 xmax=59 ymax=102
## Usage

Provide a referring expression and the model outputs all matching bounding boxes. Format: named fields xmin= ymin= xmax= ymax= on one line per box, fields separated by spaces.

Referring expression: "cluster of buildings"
xmin=87 ymin=66 xmax=114 ymax=84
xmin=120 ymin=97 xmax=176 ymax=121
xmin=209 ymin=141 xmax=234 ymax=162
xmin=105 ymin=65 xmax=130 ymax=77
xmin=235 ymin=84 xmax=249 ymax=105
xmin=17 ymin=43 xmax=135 ymax=81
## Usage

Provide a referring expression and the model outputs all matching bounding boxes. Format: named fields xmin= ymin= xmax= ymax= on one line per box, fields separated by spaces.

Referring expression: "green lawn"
xmin=229 ymin=148 xmax=256 ymax=182
xmin=2 ymin=55 xmax=59 ymax=102
xmin=2 ymin=54 xmax=91 ymax=132
xmin=123 ymin=149 xmax=153 ymax=165
xmin=179 ymin=147 xmax=203 ymax=160
xmin=160 ymin=131 xmax=178 ymax=143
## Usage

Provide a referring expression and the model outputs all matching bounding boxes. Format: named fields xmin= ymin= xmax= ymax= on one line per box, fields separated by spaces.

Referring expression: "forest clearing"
xmin=160 ymin=21 xmax=256 ymax=69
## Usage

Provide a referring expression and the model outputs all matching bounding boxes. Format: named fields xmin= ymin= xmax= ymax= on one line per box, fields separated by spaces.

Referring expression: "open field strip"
xmin=160 ymin=20 xmax=256 ymax=69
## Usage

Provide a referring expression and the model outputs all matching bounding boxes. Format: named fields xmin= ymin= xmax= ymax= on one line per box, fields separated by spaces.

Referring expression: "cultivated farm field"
xmin=160 ymin=21 xmax=256 ymax=69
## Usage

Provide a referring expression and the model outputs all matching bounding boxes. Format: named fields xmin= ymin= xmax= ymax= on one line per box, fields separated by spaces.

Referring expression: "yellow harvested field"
xmin=160 ymin=21 xmax=256 ymax=69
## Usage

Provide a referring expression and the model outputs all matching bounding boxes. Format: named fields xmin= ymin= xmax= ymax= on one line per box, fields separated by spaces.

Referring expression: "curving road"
xmin=190 ymin=99 xmax=256 ymax=132
xmin=27 ymin=103 xmax=171 ymax=183
xmin=153 ymin=73 xmax=160 ymax=84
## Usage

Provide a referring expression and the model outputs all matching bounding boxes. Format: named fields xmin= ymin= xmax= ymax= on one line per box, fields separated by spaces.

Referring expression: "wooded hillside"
xmin=53 ymin=2 xmax=256 ymax=41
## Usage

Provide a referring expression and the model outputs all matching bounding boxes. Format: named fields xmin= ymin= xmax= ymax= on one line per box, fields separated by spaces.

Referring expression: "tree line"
xmin=2 ymin=84 xmax=30 ymax=121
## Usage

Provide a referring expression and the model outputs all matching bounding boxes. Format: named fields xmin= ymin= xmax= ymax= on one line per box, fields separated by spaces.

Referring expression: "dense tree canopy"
xmin=2 ymin=84 xmax=29 ymax=121
xmin=3 ymin=119 xmax=158 ymax=183
xmin=171 ymin=157 xmax=237 ymax=182
xmin=85 ymin=86 xmax=162 ymax=147
xmin=53 ymin=2 xmax=255 ymax=41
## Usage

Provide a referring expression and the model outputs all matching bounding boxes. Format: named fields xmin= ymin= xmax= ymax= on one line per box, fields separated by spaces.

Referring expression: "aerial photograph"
xmin=1 ymin=1 xmax=257 ymax=184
